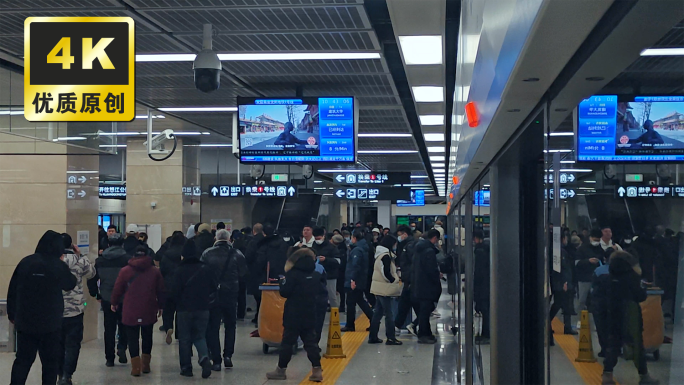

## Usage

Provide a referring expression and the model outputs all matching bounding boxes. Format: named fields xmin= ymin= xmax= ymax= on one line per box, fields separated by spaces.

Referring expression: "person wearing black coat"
xmin=549 ymin=233 xmax=577 ymax=342
xmin=194 ymin=224 xmax=215 ymax=256
xmin=200 ymin=229 xmax=248 ymax=371
xmin=245 ymin=223 xmax=265 ymax=324
xmin=312 ymin=227 xmax=340 ymax=309
xmin=472 ymin=230 xmax=491 ymax=343
xmin=8 ymin=230 xmax=78 ymax=385
xmin=575 ymin=228 xmax=605 ymax=313
xmin=602 ymin=252 xmax=659 ymax=385
xmin=230 ymin=230 xmax=248 ymax=320
xmin=394 ymin=225 xmax=419 ymax=333
xmin=159 ymin=232 xmax=186 ymax=337
xmin=255 ymin=226 xmax=290 ymax=286
xmin=334 ymin=234 xmax=349 ymax=312
xmin=265 ymin=248 xmax=325 ymax=382
xmin=411 ymin=230 xmax=442 ymax=344
xmin=341 ymin=231 xmax=373 ymax=332
xmin=173 ymin=248 xmax=218 ymax=378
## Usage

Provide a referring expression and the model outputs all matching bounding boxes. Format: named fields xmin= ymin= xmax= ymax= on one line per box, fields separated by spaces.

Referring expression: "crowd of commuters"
xmin=6 ymin=219 xmax=449 ymax=384
xmin=547 ymin=224 xmax=681 ymax=385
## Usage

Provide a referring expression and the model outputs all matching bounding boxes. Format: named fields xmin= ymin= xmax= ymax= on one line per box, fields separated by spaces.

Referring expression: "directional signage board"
xmin=333 ymin=172 xmax=411 ymax=185
xmin=545 ymin=188 xmax=576 ymax=200
xmin=209 ymin=185 xmax=297 ymax=198
xmin=99 ymin=184 xmax=126 ymax=199
xmin=545 ymin=173 xmax=576 ymax=184
xmin=616 ymin=185 xmax=684 ymax=198
xmin=332 ymin=187 xmax=411 ymax=201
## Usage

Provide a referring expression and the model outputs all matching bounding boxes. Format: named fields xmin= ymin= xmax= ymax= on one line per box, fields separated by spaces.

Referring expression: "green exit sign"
xmin=626 ymin=174 xmax=643 ymax=182
xmin=271 ymin=174 xmax=288 ymax=182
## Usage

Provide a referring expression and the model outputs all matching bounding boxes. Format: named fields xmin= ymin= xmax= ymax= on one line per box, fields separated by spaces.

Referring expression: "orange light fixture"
xmin=452 ymin=175 xmax=459 ymax=185
xmin=449 ymin=193 xmax=454 ymax=199
xmin=465 ymin=101 xmax=480 ymax=127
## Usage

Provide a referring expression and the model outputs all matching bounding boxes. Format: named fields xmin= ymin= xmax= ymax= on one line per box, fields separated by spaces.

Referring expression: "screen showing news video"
xmin=238 ymin=97 xmax=356 ymax=163
xmin=577 ymin=95 xmax=684 ymax=162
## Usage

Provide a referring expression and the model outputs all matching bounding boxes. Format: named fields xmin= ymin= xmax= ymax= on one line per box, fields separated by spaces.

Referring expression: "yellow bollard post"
xmin=575 ymin=310 xmax=597 ymax=363
xmin=323 ymin=307 xmax=346 ymax=359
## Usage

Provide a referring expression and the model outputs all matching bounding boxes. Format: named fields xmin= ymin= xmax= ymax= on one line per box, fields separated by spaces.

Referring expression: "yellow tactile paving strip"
xmin=299 ymin=314 xmax=371 ymax=385
xmin=552 ymin=318 xmax=620 ymax=385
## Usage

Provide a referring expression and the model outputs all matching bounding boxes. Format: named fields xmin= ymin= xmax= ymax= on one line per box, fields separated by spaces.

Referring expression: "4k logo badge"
xmin=24 ymin=17 xmax=135 ymax=122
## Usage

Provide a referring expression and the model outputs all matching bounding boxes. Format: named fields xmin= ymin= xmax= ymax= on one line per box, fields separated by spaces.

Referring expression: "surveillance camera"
xmin=144 ymin=129 xmax=175 ymax=151
xmin=648 ymin=180 xmax=656 ymax=186
xmin=193 ymin=49 xmax=221 ymax=93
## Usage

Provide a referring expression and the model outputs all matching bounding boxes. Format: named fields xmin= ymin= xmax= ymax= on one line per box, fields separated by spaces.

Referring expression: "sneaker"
xmin=340 ymin=326 xmax=356 ymax=332
xmin=211 ymin=363 xmax=222 ymax=372
xmin=564 ymin=329 xmax=578 ymax=336
xmin=105 ymin=359 xmax=115 ymax=367
xmin=166 ymin=329 xmax=174 ymax=345
xmin=309 ymin=366 xmax=323 ymax=382
xmin=57 ymin=376 xmax=73 ymax=385
xmin=431 ymin=311 xmax=441 ymax=318
xmin=386 ymin=339 xmax=403 ymax=346
xmin=368 ymin=338 xmax=383 ymax=344
xmin=266 ymin=366 xmax=287 ymax=380
xmin=180 ymin=370 xmax=193 ymax=377
xmin=406 ymin=324 xmax=417 ymax=336
xmin=418 ymin=336 xmax=437 ymax=344
xmin=224 ymin=357 xmax=233 ymax=369
xmin=200 ymin=357 xmax=212 ymax=379
xmin=602 ymin=372 xmax=616 ymax=385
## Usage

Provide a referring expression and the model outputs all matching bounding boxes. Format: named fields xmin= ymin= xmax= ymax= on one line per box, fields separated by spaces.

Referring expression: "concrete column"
xmin=377 ymin=200 xmax=391 ymax=229
xmin=0 ymin=131 xmax=99 ymax=342
xmin=126 ymin=138 xmax=200 ymax=240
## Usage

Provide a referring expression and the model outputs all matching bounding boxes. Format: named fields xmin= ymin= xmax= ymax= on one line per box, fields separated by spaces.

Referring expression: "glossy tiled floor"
xmin=1 ymin=302 xmax=441 ymax=385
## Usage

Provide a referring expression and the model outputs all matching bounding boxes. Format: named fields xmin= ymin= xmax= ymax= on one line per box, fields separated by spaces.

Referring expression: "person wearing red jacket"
xmin=110 ymin=246 xmax=165 ymax=377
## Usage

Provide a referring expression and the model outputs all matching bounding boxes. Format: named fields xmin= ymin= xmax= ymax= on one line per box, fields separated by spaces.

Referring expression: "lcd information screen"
xmin=474 ymin=190 xmax=490 ymax=206
xmin=238 ymin=97 xmax=356 ymax=163
xmin=577 ymin=95 xmax=684 ymax=162
xmin=397 ymin=190 xmax=425 ymax=207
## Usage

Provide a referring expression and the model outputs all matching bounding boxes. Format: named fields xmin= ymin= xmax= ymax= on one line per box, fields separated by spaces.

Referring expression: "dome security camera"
xmin=193 ymin=24 xmax=221 ymax=93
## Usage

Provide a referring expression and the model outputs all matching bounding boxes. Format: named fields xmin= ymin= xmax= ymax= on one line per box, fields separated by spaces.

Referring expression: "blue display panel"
xmin=238 ymin=97 xmax=356 ymax=163
xmin=397 ymin=190 xmax=425 ymax=207
xmin=474 ymin=190 xmax=490 ymax=206
xmin=577 ymin=95 xmax=684 ymax=162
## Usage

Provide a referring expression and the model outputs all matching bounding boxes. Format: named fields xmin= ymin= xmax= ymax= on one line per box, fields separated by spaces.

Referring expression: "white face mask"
xmin=591 ymin=241 xmax=600 ymax=247
xmin=283 ymin=237 xmax=291 ymax=242
xmin=410 ymin=226 xmax=416 ymax=231
xmin=344 ymin=237 xmax=350 ymax=242
xmin=315 ymin=239 xmax=324 ymax=245
xmin=623 ymin=239 xmax=632 ymax=245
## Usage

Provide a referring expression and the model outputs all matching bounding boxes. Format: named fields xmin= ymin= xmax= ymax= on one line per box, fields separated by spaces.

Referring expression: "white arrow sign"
xmin=617 ymin=187 xmax=626 ymax=197
xmin=78 ymin=190 xmax=86 ymax=198
xmin=335 ymin=189 xmax=345 ymax=198
xmin=567 ymin=189 xmax=575 ymax=198
xmin=78 ymin=176 xmax=87 ymax=184
xmin=567 ymin=174 xmax=576 ymax=183
xmin=211 ymin=187 xmax=219 ymax=196
xmin=288 ymin=186 xmax=296 ymax=197
xmin=335 ymin=174 xmax=345 ymax=183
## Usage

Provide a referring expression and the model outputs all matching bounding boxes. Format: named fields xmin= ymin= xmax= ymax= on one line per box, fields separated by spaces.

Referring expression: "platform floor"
xmin=0 ymin=294 xmax=454 ymax=385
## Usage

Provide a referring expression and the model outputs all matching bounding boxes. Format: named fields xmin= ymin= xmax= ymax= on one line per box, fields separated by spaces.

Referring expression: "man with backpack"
xmin=200 ymin=229 xmax=248 ymax=371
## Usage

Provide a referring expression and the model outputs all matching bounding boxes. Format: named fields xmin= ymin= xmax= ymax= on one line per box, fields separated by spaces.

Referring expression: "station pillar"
xmin=125 ymin=138 xmax=201 ymax=240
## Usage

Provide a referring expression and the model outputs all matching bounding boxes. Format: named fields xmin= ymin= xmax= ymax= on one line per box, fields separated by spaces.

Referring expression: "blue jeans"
xmin=177 ymin=311 xmax=210 ymax=372
xmin=369 ymin=295 xmax=396 ymax=340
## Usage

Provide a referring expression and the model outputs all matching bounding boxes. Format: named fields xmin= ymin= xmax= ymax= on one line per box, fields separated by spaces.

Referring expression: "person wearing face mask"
xmin=311 ymin=227 xmax=341 ymax=310
xmin=368 ymin=235 xmax=403 ymax=345
xmin=394 ymin=225 xmax=419 ymax=334
xmin=280 ymin=231 xmax=296 ymax=247
xmin=371 ymin=228 xmax=381 ymax=246
xmin=575 ymin=228 xmax=606 ymax=314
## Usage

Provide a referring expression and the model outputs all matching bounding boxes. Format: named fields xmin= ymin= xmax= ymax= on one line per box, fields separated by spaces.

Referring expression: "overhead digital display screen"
xmin=209 ymin=185 xmax=297 ymax=198
xmin=577 ymin=95 xmax=684 ymax=162
xmin=238 ymin=97 xmax=356 ymax=163
xmin=474 ymin=190 xmax=490 ymax=206
xmin=397 ymin=190 xmax=425 ymax=207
